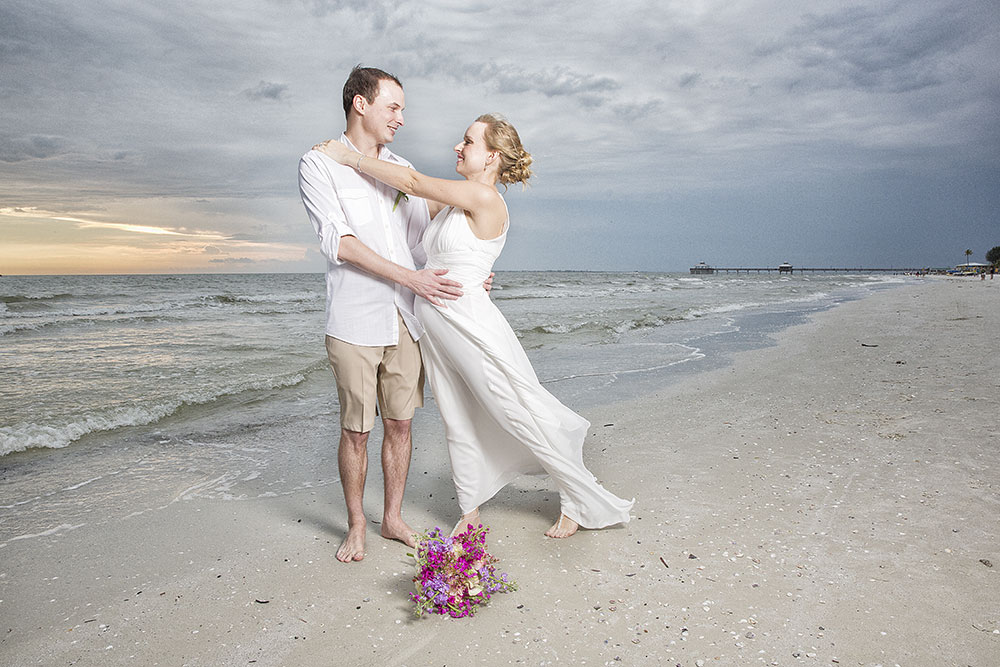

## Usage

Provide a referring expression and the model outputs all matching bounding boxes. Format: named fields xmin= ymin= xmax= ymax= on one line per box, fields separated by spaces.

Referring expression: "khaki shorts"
xmin=325 ymin=313 xmax=424 ymax=433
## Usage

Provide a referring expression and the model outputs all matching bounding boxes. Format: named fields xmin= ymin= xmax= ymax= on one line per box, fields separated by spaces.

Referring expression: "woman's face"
xmin=454 ymin=122 xmax=495 ymax=178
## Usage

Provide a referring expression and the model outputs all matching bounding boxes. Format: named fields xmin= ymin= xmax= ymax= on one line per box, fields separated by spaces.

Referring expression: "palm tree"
xmin=964 ymin=248 xmax=973 ymax=265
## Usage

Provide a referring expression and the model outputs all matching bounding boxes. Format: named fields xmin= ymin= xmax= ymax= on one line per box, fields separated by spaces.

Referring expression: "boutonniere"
xmin=393 ymin=190 xmax=409 ymax=211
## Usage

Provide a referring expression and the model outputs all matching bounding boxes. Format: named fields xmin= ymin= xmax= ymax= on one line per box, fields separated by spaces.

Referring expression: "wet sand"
xmin=1 ymin=277 xmax=997 ymax=666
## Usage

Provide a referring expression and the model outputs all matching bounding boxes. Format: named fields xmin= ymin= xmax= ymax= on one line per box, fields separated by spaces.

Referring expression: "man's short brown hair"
xmin=342 ymin=65 xmax=402 ymax=119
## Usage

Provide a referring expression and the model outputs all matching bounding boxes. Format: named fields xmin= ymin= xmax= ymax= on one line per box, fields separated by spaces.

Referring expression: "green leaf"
xmin=392 ymin=190 xmax=409 ymax=211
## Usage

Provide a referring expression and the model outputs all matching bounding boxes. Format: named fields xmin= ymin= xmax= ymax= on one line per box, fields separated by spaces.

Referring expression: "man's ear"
xmin=353 ymin=94 xmax=366 ymax=115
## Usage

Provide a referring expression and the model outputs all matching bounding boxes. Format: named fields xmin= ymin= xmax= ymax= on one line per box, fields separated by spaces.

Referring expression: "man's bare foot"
xmin=450 ymin=509 xmax=481 ymax=537
xmin=381 ymin=516 xmax=418 ymax=548
xmin=337 ymin=524 xmax=366 ymax=562
xmin=544 ymin=514 xmax=579 ymax=538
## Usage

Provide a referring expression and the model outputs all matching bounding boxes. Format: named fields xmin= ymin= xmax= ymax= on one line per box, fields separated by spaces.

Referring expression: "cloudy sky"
xmin=2 ymin=0 xmax=998 ymax=274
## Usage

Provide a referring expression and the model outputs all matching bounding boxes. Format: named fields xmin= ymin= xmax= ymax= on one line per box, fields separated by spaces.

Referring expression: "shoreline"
xmin=1 ymin=277 xmax=997 ymax=665
xmin=1 ymin=271 xmax=908 ymax=460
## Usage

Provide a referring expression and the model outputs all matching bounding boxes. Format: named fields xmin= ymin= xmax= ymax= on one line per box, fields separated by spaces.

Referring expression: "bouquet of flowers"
xmin=408 ymin=524 xmax=517 ymax=618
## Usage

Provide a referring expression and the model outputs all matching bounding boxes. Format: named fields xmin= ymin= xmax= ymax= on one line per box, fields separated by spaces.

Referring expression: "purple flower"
xmin=408 ymin=525 xmax=517 ymax=618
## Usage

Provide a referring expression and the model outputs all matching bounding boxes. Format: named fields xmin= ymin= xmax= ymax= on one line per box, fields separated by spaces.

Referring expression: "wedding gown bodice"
xmin=423 ymin=206 xmax=507 ymax=289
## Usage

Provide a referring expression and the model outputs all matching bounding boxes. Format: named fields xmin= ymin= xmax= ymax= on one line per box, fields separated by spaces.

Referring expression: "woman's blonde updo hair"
xmin=476 ymin=113 xmax=533 ymax=188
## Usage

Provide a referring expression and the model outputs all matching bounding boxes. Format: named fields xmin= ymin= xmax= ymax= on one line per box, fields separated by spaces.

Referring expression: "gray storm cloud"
xmin=1 ymin=0 xmax=997 ymax=271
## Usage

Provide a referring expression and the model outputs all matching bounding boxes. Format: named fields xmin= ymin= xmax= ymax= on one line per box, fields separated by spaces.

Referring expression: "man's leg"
xmin=325 ymin=334 xmax=381 ymax=563
xmin=337 ymin=428 xmax=370 ymax=562
xmin=380 ymin=417 xmax=416 ymax=546
xmin=375 ymin=312 xmax=423 ymax=547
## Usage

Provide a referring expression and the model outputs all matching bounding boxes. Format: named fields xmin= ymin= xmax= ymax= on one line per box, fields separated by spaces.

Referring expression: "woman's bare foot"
xmin=380 ymin=516 xmax=418 ymax=548
xmin=451 ymin=508 xmax=481 ymax=537
xmin=336 ymin=523 xmax=366 ymax=562
xmin=544 ymin=514 xmax=579 ymax=538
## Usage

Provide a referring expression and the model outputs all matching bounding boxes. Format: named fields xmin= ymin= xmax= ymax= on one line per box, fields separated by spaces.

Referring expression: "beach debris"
xmin=659 ymin=557 xmax=669 ymax=568
xmin=603 ymin=423 xmax=614 ymax=427
xmin=860 ymin=343 xmax=878 ymax=347
xmin=688 ymin=553 xmax=698 ymax=559
xmin=254 ymin=599 xmax=270 ymax=604
xmin=979 ymin=559 xmax=993 ymax=568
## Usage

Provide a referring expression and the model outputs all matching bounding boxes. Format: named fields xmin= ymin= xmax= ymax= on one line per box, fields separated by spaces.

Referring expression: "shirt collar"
xmin=340 ymin=133 xmax=402 ymax=164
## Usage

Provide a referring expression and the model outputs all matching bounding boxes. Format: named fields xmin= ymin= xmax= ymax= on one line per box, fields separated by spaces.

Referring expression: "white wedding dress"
xmin=415 ymin=202 xmax=634 ymax=529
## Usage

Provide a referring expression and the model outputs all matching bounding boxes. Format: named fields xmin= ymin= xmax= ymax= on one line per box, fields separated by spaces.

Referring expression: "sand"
xmin=1 ymin=276 xmax=997 ymax=666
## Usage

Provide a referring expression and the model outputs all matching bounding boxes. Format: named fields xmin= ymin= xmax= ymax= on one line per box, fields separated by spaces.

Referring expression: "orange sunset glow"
xmin=1 ymin=203 xmax=316 ymax=275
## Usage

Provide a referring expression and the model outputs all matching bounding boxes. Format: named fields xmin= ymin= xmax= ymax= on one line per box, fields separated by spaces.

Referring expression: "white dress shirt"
xmin=298 ymin=134 xmax=430 ymax=346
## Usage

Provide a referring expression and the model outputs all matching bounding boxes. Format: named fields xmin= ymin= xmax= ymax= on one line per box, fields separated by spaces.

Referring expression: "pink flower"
xmin=408 ymin=524 xmax=517 ymax=618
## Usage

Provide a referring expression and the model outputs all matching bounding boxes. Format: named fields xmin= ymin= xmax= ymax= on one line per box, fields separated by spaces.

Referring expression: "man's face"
xmin=360 ymin=80 xmax=405 ymax=145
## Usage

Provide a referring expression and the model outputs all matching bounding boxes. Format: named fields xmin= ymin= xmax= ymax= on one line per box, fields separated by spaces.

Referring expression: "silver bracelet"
xmin=356 ymin=153 xmax=364 ymax=170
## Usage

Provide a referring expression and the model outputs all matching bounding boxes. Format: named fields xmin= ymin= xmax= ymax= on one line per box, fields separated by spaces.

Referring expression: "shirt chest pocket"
xmin=339 ymin=188 xmax=374 ymax=227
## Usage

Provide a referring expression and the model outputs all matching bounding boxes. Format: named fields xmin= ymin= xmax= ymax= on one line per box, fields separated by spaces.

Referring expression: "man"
xmin=298 ymin=66 xmax=463 ymax=563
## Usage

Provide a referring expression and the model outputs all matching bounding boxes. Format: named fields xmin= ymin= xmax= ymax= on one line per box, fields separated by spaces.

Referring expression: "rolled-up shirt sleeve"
xmin=298 ymin=151 xmax=354 ymax=266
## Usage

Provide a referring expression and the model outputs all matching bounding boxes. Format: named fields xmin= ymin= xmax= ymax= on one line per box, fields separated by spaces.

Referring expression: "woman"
xmin=314 ymin=114 xmax=633 ymax=538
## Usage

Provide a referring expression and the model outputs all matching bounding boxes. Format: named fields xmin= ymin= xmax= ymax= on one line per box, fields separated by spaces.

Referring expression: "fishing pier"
xmin=689 ymin=262 xmax=920 ymax=275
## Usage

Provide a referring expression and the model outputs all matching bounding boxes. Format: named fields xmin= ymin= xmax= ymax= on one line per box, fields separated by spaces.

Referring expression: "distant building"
xmin=950 ymin=262 xmax=989 ymax=275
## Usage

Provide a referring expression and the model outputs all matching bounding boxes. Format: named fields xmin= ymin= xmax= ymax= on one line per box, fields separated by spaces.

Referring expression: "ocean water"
xmin=1 ymin=271 xmax=910 ymax=459
xmin=1 ymin=270 xmax=914 ymax=550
